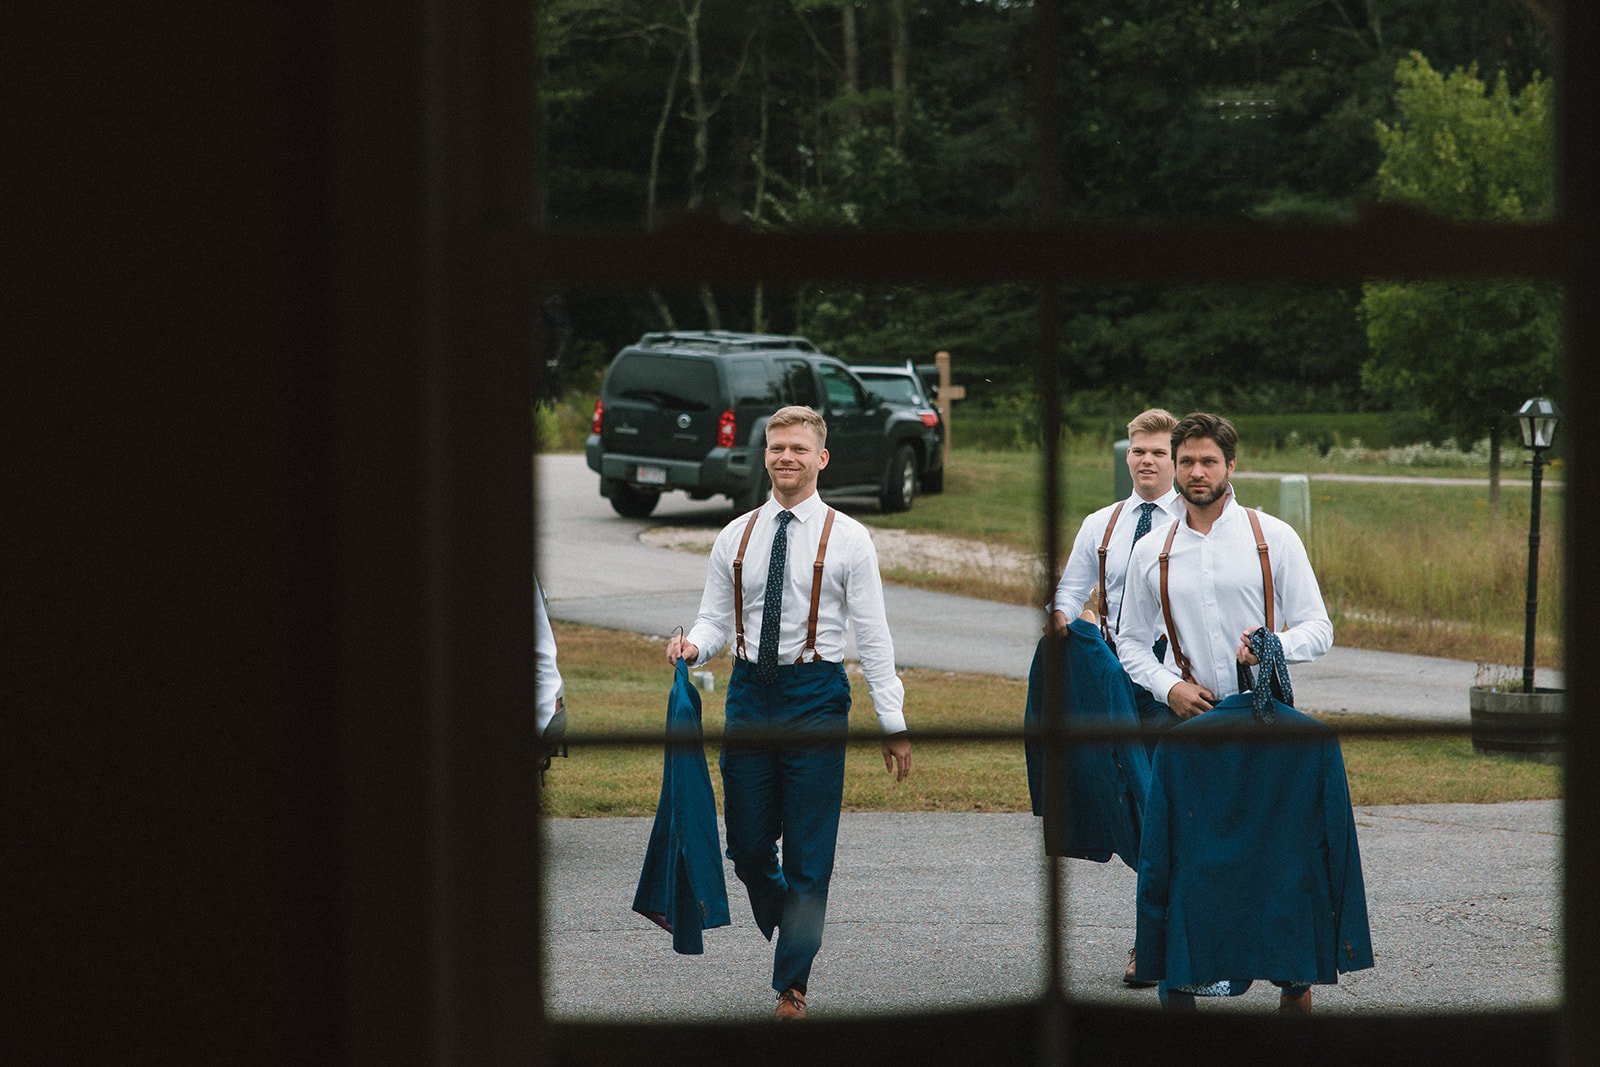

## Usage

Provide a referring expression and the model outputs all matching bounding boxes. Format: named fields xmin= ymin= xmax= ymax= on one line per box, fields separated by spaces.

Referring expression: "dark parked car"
xmin=586 ymin=331 xmax=944 ymax=518
xmin=850 ymin=362 xmax=945 ymax=493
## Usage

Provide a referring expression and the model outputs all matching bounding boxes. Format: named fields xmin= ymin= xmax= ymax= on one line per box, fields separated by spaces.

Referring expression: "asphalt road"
xmin=535 ymin=453 xmax=1561 ymax=721
xmin=545 ymin=803 xmax=1560 ymax=1021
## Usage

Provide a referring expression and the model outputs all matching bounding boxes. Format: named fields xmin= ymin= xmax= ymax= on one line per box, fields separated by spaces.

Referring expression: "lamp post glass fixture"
xmin=1516 ymin=396 xmax=1560 ymax=694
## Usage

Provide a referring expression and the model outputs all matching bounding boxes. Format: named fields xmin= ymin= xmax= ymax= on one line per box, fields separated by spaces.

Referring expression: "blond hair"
xmin=1127 ymin=408 xmax=1178 ymax=439
xmin=766 ymin=405 xmax=828 ymax=448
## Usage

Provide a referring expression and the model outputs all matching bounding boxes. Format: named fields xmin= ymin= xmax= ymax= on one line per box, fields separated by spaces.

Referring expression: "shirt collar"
xmin=1206 ymin=484 xmax=1243 ymax=525
xmin=1131 ymin=487 xmax=1184 ymax=517
xmin=767 ymin=490 xmax=825 ymax=522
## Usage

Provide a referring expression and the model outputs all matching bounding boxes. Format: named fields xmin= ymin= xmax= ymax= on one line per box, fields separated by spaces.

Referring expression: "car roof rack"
xmin=636 ymin=330 xmax=818 ymax=353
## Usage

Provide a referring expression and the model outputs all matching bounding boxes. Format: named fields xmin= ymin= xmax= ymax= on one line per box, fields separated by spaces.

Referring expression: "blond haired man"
xmin=1037 ymin=408 xmax=1181 ymax=988
xmin=1048 ymin=408 xmax=1183 ymax=637
xmin=668 ymin=405 xmax=911 ymax=1020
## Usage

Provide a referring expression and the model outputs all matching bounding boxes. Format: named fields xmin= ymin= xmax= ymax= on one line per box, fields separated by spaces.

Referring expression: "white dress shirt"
xmin=534 ymin=577 xmax=564 ymax=735
xmin=1051 ymin=488 xmax=1184 ymax=630
xmin=1117 ymin=490 xmax=1332 ymax=707
xmin=686 ymin=491 xmax=907 ymax=733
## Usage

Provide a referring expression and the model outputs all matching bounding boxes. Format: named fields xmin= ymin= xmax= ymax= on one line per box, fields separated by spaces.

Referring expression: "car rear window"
xmin=726 ymin=359 xmax=778 ymax=406
xmin=605 ymin=353 xmax=719 ymax=411
xmin=859 ymin=375 xmax=918 ymax=404
xmin=778 ymin=361 xmax=820 ymax=408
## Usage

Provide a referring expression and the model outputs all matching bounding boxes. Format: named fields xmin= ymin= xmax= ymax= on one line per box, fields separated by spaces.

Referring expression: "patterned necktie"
xmin=1133 ymin=502 xmax=1163 ymax=659
xmin=755 ymin=510 xmax=795 ymax=685
xmin=1132 ymin=501 xmax=1158 ymax=544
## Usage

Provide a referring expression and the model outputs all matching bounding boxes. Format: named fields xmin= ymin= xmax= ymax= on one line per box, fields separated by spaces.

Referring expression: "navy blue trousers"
xmin=720 ymin=658 xmax=850 ymax=994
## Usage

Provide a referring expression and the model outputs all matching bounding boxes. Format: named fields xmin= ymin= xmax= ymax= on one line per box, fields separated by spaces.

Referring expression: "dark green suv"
xmin=585 ymin=331 xmax=945 ymax=518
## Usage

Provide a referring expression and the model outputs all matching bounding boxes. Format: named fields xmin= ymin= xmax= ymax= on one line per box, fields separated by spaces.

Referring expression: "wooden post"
xmin=934 ymin=350 xmax=965 ymax=469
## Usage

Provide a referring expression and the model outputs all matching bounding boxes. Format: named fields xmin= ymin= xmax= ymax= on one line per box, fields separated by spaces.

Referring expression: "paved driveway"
xmin=545 ymin=802 xmax=1560 ymax=1021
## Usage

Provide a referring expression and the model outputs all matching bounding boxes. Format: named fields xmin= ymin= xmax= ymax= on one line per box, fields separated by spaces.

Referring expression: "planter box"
xmin=1468 ymin=685 xmax=1564 ymax=764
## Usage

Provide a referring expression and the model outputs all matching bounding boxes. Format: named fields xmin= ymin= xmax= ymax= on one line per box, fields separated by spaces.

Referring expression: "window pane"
xmin=537 ymin=278 xmax=1564 ymax=1020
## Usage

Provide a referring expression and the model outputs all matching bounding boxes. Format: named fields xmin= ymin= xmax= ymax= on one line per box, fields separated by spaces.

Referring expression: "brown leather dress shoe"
xmin=1123 ymin=947 xmax=1156 ymax=988
xmin=1278 ymin=988 xmax=1313 ymax=1014
xmin=775 ymin=988 xmax=808 ymax=1020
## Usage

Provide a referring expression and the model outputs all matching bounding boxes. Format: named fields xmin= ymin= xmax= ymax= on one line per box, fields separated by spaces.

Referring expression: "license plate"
xmin=636 ymin=465 xmax=667 ymax=486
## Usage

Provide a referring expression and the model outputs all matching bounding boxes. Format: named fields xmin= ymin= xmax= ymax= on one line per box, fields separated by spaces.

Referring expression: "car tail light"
xmin=591 ymin=398 xmax=604 ymax=434
xmin=917 ymin=410 xmax=940 ymax=428
xmin=717 ymin=408 xmax=737 ymax=448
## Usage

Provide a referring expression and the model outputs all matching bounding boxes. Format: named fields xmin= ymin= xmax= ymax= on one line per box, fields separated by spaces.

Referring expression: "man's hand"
xmin=881 ymin=733 xmax=912 ymax=782
xmin=666 ymin=635 xmax=699 ymax=664
xmin=1044 ymin=609 xmax=1071 ymax=636
xmin=1166 ymin=681 xmax=1216 ymax=720
xmin=538 ymin=700 xmax=568 ymax=784
xmin=1235 ymin=625 xmax=1262 ymax=666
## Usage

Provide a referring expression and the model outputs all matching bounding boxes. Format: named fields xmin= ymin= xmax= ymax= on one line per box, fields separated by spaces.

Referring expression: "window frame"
xmin=518 ymin=1 xmax=1598 ymax=1062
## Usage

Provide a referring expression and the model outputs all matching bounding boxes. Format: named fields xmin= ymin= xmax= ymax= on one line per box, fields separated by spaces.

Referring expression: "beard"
xmin=1180 ymin=479 xmax=1229 ymax=507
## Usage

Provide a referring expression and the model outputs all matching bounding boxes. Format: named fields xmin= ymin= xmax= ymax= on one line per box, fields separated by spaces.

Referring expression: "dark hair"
xmin=1171 ymin=412 xmax=1238 ymax=465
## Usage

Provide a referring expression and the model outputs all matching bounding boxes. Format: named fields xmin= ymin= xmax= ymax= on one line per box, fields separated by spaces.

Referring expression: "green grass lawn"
xmin=545 ymin=621 xmax=1561 ymax=818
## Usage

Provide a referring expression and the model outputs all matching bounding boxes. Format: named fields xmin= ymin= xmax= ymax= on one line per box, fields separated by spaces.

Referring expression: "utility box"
xmin=1113 ymin=438 xmax=1131 ymax=500
xmin=1278 ymin=474 xmax=1311 ymax=537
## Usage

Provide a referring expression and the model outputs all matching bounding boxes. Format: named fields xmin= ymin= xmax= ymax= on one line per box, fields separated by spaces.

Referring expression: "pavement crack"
xmin=1358 ymin=811 xmax=1559 ymax=837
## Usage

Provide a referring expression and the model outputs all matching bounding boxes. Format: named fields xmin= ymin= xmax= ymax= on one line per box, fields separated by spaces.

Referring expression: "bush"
xmin=535 ymin=393 xmax=596 ymax=453
xmin=1229 ymin=411 xmax=1432 ymax=452
xmin=951 ymin=403 xmax=1438 ymax=455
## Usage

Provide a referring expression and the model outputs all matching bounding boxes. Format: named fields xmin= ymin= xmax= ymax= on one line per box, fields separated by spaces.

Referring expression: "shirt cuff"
xmin=1155 ymin=672 xmax=1183 ymax=707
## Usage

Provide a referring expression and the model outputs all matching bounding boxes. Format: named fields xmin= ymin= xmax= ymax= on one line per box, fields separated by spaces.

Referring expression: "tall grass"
xmin=846 ymin=446 xmax=1564 ymax=665
xmin=1308 ymin=481 xmax=1562 ymax=664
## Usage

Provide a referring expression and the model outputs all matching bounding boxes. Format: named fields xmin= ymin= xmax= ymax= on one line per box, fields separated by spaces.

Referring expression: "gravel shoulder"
xmin=642 ymin=523 xmax=1041 ymax=586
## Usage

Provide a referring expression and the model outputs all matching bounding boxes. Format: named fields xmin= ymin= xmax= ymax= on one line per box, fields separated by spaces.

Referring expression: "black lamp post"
xmin=1515 ymin=396 xmax=1560 ymax=694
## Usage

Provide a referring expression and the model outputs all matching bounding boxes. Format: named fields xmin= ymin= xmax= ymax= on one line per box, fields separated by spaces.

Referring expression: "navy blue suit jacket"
xmin=1134 ymin=693 xmax=1375 ymax=987
xmin=632 ymin=659 xmax=731 ymax=954
xmin=1023 ymin=620 xmax=1152 ymax=869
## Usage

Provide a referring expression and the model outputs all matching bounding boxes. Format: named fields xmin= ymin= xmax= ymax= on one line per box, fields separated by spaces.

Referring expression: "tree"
xmin=537 ymin=1 xmax=1549 ymax=405
xmin=1359 ymin=52 xmax=1557 ymax=506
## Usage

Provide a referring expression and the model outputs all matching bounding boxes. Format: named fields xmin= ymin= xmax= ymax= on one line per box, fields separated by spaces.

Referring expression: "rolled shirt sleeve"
xmin=1117 ymin=538 xmax=1185 ymax=706
xmin=534 ymin=577 xmax=565 ymax=735
xmin=685 ymin=520 xmax=740 ymax=667
xmin=842 ymin=531 xmax=906 ymax=733
xmin=1050 ymin=508 xmax=1106 ymax=619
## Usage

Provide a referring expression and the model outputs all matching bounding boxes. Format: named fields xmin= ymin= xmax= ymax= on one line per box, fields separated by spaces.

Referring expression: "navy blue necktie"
xmin=1240 ymin=628 xmax=1293 ymax=723
xmin=755 ymin=510 xmax=794 ymax=685
xmin=1132 ymin=500 xmax=1158 ymax=544
xmin=1133 ymin=501 xmax=1165 ymax=659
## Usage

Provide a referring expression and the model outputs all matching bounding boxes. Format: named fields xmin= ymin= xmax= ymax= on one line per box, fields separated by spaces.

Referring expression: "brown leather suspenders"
xmin=1157 ymin=521 xmax=1195 ymax=683
xmin=1158 ymin=507 xmax=1274 ymax=685
xmin=732 ymin=506 xmax=837 ymax=664
xmin=1249 ymin=508 xmax=1275 ymax=632
xmin=732 ymin=509 xmax=762 ymax=661
xmin=1095 ymin=500 xmax=1126 ymax=644
xmin=799 ymin=509 xmax=837 ymax=662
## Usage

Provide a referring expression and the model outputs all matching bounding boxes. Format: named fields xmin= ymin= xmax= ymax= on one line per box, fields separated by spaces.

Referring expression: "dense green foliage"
xmin=1360 ymin=54 xmax=1559 ymax=470
xmin=540 ymin=1 xmax=1550 ymax=423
